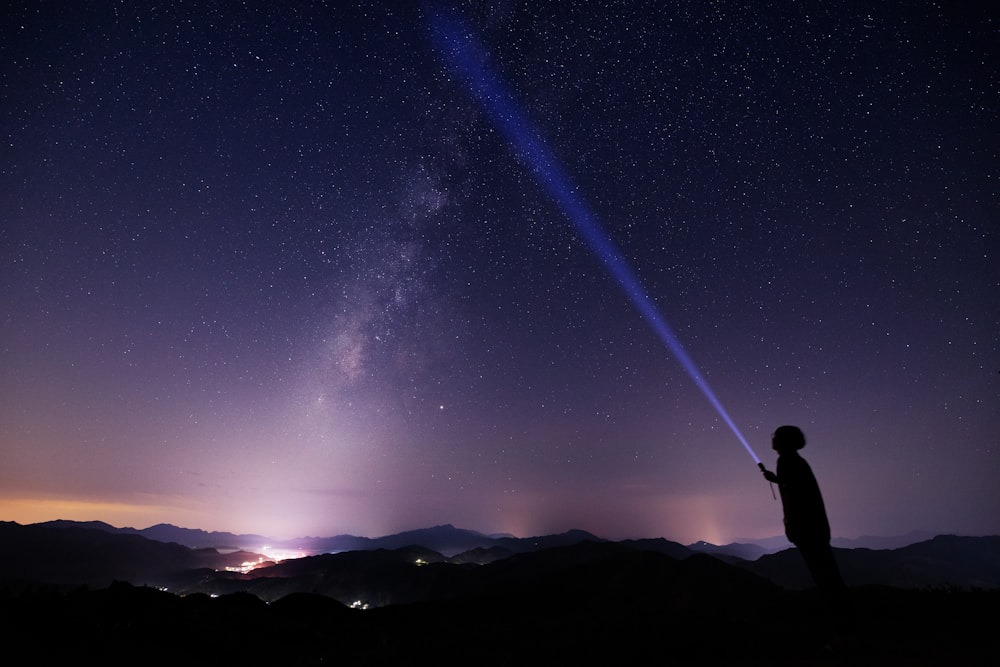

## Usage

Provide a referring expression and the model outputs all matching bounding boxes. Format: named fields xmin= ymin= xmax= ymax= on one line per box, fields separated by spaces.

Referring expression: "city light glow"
xmin=223 ymin=545 xmax=307 ymax=574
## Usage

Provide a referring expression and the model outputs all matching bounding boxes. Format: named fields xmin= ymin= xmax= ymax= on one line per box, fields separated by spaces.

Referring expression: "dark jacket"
xmin=776 ymin=451 xmax=831 ymax=545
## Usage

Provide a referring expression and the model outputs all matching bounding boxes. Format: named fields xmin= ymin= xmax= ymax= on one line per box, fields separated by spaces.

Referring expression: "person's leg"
xmin=798 ymin=542 xmax=854 ymax=636
xmin=800 ymin=542 xmax=845 ymax=592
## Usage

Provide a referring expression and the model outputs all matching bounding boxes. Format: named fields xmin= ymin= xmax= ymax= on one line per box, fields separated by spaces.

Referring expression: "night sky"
xmin=2 ymin=1 xmax=997 ymax=545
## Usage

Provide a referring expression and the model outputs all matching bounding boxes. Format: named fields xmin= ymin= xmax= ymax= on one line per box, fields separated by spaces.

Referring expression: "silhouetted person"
xmin=760 ymin=425 xmax=852 ymax=638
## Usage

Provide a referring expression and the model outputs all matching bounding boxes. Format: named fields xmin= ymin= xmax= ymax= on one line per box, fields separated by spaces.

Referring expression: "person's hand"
xmin=761 ymin=469 xmax=778 ymax=484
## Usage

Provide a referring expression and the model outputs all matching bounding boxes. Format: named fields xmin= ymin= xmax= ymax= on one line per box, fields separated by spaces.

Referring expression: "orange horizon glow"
xmin=0 ymin=495 xmax=206 ymax=531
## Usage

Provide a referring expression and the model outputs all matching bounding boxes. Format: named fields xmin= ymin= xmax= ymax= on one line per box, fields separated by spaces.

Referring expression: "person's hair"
xmin=773 ymin=425 xmax=806 ymax=450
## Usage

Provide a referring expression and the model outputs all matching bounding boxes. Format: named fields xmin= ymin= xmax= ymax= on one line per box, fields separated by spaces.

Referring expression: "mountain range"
xmin=1 ymin=520 xmax=997 ymax=664
xmin=21 ymin=518 xmax=942 ymax=557
xmin=1 ymin=520 xmax=996 ymax=595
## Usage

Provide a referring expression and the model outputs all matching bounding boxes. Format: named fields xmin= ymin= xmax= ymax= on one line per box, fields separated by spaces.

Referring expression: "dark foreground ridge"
xmin=3 ymin=559 xmax=996 ymax=666
xmin=1 ymin=521 xmax=998 ymax=664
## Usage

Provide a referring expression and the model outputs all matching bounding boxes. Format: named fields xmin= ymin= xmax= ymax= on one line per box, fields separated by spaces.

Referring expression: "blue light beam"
xmin=426 ymin=7 xmax=761 ymax=466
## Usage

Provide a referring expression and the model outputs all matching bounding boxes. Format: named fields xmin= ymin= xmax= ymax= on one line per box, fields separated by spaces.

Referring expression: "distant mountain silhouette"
xmin=32 ymin=519 xmax=604 ymax=556
xmin=29 ymin=519 xmax=944 ymax=560
xmin=35 ymin=518 xmax=272 ymax=551
xmin=693 ymin=530 xmax=939 ymax=558
xmin=746 ymin=535 xmax=1000 ymax=590
xmin=172 ymin=538 xmax=776 ymax=610
xmin=0 ymin=521 xmax=261 ymax=589
xmin=130 ymin=522 xmax=273 ymax=549
xmin=448 ymin=545 xmax=514 ymax=564
xmin=686 ymin=539 xmax=769 ymax=562
xmin=6 ymin=520 xmax=998 ymax=597
xmin=831 ymin=530 xmax=939 ymax=551
xmin=288 ymin=523 xmax=498 ymax=556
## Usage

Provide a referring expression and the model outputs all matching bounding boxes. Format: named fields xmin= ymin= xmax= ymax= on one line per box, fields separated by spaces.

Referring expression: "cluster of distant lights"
xmin=223 ymin=545 xmax=308 ymax=574
xmin=214 ymin=552 xmax=431 ymax=609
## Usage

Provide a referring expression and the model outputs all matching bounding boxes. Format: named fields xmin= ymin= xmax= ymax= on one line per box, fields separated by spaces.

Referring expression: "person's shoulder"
xmin=782 ymin=452 xmax=808 ymax=468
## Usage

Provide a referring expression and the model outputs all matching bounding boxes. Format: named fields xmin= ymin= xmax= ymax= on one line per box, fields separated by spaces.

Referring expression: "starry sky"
xmin=2 ymin=1 xmax=997 ymax=545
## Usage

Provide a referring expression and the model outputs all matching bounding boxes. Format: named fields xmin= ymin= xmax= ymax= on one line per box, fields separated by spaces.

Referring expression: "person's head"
xmin=772 ymin=425 xmax=806 ymax=454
